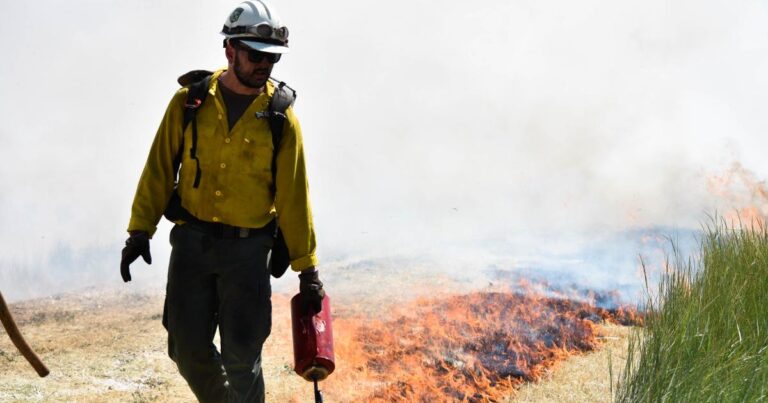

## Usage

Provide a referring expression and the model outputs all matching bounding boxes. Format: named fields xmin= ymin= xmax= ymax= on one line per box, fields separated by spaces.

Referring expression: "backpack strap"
xmin=265 ymin=79 xmax=297 ymax=278
xmin=174 ymin=71 xmax=213 ymax=188
xmin=172 ymin=72 xmax=295 ymax=194
xmin=178 ymin=69 xmax=214 ymax=87
xmin=267 ymin=78 xmax=297 ymax=195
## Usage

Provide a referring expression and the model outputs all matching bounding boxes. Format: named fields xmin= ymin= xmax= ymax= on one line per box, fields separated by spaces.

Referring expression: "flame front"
xmin=327 ymin=291 xmax=640 ymax=402
xmin=707 ymin=162 xmax=768 ymax=229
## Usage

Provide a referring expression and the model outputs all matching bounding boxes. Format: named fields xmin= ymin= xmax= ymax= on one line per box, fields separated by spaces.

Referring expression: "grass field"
xmin=0 ymin=286 xmax=633 ymax=402
xmin=616 ymin=220 xmax=768 ymax=402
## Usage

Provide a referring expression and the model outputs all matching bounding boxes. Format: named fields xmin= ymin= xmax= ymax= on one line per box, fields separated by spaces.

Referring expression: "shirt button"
xmin=212 ymin=216 xmax=219 ymax=222
xmin=218 ymin=114 xmax=222 ymax=120
xmin=220 ymin=163 xmax=226 ymax=169
xmin=225 ymin=138 xmax=231 ymax=143
xmin=215 ymin=190 xmax=222 ymax=196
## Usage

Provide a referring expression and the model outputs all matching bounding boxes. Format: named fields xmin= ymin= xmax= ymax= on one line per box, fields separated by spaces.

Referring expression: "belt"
xmin=185 ymin=217 xmax=276 ymax=240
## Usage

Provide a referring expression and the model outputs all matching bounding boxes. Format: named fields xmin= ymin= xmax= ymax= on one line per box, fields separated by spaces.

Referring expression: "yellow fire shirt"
xmin=128 ymin=69 xmax=318 ymax=271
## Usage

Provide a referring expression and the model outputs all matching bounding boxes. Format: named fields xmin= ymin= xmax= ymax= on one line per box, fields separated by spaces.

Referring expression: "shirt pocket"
xmin=239 ymin=135 xmax=273 ymax=178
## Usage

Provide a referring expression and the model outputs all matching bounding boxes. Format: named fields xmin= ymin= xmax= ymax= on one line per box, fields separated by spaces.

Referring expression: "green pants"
xmin=163 ymin=223 xmax=273 ymax=403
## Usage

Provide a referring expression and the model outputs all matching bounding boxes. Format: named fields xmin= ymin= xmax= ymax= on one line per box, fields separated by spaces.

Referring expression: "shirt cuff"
xmin=291 ymin=254 xmax=319 ymax=272
xmin=127 ymin=220 xmax=158 ymax=238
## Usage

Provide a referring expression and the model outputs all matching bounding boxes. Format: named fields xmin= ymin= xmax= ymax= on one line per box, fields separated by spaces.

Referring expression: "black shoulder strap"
xmin=172 ymin=72 xmax=295 ymax=194
xmin=173 ymin=71 xmax=213 ymax=188
xmin=266 ymin=79 xmax=297 ymax=278
xmin=267 ymin=79 xmax=297 ymax=195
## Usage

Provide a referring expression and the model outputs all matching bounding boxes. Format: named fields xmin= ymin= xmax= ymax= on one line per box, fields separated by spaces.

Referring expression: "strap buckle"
xmin=184 ymin=98 xmax=203 ymax=109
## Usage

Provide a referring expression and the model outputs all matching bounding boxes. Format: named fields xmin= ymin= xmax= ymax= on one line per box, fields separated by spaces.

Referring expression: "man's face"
xmin=230 ymin=42 xmax=276 ymax=89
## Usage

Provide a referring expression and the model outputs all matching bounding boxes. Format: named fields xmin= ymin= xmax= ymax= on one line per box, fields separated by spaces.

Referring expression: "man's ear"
xmin=225 ymin=40 xmax=235 ymax=64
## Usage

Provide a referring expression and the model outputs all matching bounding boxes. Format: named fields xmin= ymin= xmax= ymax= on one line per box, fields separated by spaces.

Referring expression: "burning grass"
xmin=1 ymin=281 xmax=640 ymax=402
xmin=616 ymin=219 xmax=768 ymax=402
xmin=331 ymin=291 xmax=641 ymax=402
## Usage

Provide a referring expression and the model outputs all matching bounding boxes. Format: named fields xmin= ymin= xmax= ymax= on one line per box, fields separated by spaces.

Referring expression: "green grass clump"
xmin=616 ymin=220 xmax=768 ymax=403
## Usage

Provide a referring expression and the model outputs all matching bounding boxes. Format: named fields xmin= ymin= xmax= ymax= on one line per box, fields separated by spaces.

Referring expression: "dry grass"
xmin=0 ymin=289 xmax=191 ymax=402
xmin=513 ymin=324 xmax=630 ymax=403
xmin=0 ymin=287 xmax=630 ymax=402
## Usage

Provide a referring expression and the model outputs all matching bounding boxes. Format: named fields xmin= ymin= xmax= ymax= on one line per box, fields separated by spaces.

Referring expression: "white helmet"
xmin=221 ymin=0 xmax=290 ymax=54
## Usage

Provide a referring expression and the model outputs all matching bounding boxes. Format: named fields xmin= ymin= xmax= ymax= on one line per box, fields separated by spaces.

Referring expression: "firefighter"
xmin=119 ymin=1 xmax=324 ymax=401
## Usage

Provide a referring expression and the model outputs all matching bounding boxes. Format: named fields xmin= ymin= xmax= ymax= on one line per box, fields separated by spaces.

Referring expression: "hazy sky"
xmin=1 ymin=0 xmax=767 ymax=300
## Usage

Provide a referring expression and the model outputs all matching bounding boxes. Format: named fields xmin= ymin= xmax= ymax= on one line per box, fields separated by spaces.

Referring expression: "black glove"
xmin=298 ymin=269 xmax=325 ymax=314
xmin=121 ymin=232 xmax=151 ymax=282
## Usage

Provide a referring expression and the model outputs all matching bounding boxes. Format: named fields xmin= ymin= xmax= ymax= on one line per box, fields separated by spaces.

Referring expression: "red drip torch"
xmin=291 ymin=293 xmax=335 ymax=403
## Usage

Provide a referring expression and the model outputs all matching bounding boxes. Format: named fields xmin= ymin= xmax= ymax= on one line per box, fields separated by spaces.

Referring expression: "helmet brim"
xmin=239 ymin=39 xmax=290 ymax=54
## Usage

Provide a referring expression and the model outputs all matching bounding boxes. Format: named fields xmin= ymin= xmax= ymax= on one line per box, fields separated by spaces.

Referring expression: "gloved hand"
xmin=121 ymin=232 xmax=151 ymax=282
xmin=298 ymin=269 xmax=325 ymax=314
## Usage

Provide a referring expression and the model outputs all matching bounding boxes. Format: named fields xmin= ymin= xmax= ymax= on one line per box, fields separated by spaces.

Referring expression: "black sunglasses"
xmin=232 ymin=41 xmax=281 ymax=64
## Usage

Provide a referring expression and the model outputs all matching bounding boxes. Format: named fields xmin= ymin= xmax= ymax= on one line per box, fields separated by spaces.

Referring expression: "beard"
xmin=232 ymin=53 xmax=272 ymax=89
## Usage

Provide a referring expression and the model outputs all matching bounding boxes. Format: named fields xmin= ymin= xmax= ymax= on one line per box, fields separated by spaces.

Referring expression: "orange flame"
xmin=707 ymin=162 xmax=768 ymax=229
xmin=325 ymin=290 xmax=641 ymax=402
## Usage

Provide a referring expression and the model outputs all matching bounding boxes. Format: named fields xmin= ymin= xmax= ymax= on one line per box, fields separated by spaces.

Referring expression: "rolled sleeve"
xmin=127 ymin=90 xmax=186 ymax=237
xmin=274 ymin=107 xmax=318 ymax=271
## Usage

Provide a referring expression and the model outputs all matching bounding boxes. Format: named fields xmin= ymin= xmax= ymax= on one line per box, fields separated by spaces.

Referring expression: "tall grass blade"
xmin=615 ymin=217 xmax=768 ymax=402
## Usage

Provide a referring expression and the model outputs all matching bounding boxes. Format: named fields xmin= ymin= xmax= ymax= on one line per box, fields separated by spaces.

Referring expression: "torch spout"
xmin=313 ymin=376 xmax=323 ymax=403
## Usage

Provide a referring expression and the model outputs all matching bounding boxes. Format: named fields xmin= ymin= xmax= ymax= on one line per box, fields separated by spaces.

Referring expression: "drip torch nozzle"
xmin=313 ymin=376 xmax=323 ymax=403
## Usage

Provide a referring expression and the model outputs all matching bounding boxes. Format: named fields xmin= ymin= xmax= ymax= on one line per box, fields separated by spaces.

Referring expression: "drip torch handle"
xmin=313 ymin=377 xmax=323 ymax=403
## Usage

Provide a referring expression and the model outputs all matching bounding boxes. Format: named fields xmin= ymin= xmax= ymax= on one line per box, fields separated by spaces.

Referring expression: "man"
xmin=120 ymin=1 xmax=324 ymax=401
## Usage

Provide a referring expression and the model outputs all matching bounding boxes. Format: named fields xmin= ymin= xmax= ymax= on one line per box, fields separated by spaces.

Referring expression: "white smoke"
xmin=1 ymin=0 xmax=767 ymax=301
